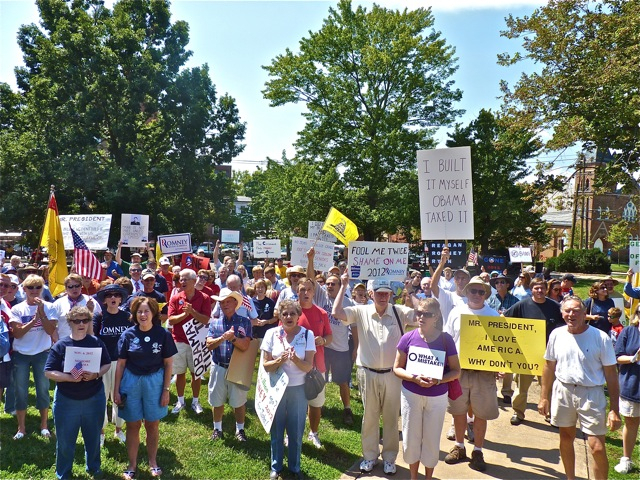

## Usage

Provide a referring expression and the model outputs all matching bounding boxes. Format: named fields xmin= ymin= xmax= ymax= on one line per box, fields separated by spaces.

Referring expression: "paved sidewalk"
xmin=340 ymin=382 xmax=592 ymax=479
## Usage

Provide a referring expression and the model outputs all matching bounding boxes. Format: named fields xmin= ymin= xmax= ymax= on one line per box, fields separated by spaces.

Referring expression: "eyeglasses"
xmin=415 ymin=310 xmax=436 ymax=318
xmin=281 ymin=311 xmax=298 ymax=317
xmin=599 ymin=286 xmax=608 ymax=290
xmin=25 ymin=285 xmax=43 ymax=290
xmin=70 ymin=319 xmax=91 ymax=325
xmin=0 ymin=283 xmax=10 ymax=288
xmin=66 ymin=284 xmax=81 ymax=289
xmin=130 ymin=269 xmax=142 ymax=273
xmin=290 ymin=273 xmax=303 ymax=278
xmin=467 ymin=288 xmax=485 ymax=296
xmin=326 ymin=282 xmax=338 ymax=286
xmin=104 ymin=293 xmax=121 ymax=298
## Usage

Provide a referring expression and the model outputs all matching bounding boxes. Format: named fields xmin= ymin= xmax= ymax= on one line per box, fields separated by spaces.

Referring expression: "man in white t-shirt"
xmin=443 ymin=276 xmax=498 ymax=473
xmin=538 ymin=296 xmax=621 ymax=480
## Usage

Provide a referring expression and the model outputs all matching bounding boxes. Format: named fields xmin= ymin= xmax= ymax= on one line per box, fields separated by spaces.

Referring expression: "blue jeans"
xmin=53 ymin=386 xmax=106 ymax=479
xmin=13 ymin=350 xmax=50 ymax=410
xmin=270 ymin=384 xmax=308 ymax=474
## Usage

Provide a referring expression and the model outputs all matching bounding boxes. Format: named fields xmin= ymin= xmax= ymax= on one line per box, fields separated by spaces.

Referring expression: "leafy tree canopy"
xmin=263 ymin=0 xmax=462 ymax=240
xmin=499 ymin=0 xmax=640 ymax=190
xmin=0 ymin=0 xmax=245 ymax=245
xmin=446 ymin=109 xmax=559 ymax=252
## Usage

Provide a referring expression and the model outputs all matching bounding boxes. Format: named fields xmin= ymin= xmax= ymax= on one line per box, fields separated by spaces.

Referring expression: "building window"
xmin=622 ymin=201 xmax=637 ymax=222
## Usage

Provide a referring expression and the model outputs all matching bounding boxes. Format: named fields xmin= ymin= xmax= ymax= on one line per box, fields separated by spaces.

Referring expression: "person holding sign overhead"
xmin=332 ymin=274 xmax=415 ymax=476
xmin=393 ymin=298 xmax=460 ymax=480
xmin=45 ymin=306 xmax=111 ymax=479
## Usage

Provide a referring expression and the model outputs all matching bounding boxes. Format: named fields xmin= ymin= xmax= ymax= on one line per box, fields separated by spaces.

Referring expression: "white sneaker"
xmin=614 ymin=457 xmax=633 ymax=474
xmin=383 ymin=461 xmax=396 ymax=475
xmin=307 ymin=431 xmax=322 ymax=448
xmin=171 ymin=401 xmax=185 ymax=414
xmin=360 ymin=459 xmax=376 ymax=473
xmin=114 ymin=430 xmax=126 ymax=443
xmin=100 ymin=434 xmax=105 ymax=448
xmin=191 ymin=402 xmax=204 ymax=414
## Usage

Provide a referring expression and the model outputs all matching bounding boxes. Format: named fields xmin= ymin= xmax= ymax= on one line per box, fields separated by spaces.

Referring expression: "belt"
xmin=214 ymin=362 xmax=230 ymax=369
xmin=362 ymin=366 xmax=392 ymax=374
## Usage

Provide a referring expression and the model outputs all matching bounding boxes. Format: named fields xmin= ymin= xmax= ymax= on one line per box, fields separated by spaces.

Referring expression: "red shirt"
xmin=168 ymin=289 xmax=212 ymax=344
xmin=159 ymin=270 xmax=174 ymax=302
xmin=298 ymin=304 xmax=332 ymax=373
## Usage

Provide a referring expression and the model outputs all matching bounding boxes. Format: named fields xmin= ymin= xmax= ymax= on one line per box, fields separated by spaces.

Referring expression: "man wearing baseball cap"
xmin=333 ymin=275 xmax=415 ymax=475
xmin=443 ymin=276 xmax=499 ymax=473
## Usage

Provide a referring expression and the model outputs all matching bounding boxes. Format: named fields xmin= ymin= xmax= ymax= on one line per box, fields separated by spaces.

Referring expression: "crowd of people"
xmin=0 ymin=242 xmax=639 ymax=479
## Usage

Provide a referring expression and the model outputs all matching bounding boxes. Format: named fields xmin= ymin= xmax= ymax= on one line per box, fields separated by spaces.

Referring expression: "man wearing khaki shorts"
xmin=538 ymin=296 xmax=621 ymax=480
xmin=167 ymin=269 xmax=212 ymax=415
xmin=443 ymin=276 xmax=499 ymax=472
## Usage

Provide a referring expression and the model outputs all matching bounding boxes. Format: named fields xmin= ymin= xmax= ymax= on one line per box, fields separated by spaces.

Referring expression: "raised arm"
xmin=307 ymin=247 xmax=316 ymax=285
xmin=430 ymin=246 xmax=450 ymax=299
xmin=115 ymin=240 xmax=124 ymax=265
xmin=332 ymin=274 xmax=350 ymax=322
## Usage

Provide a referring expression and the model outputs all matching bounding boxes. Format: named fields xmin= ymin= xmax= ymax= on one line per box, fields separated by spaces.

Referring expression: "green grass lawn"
xmin=1 ymin=366 xmax=361 ymax=480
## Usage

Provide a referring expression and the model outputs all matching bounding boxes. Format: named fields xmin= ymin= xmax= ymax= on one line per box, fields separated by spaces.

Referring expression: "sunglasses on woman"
xmin=70 ymin=318 xmax=91 ymax=325
xmin=25 ymin=285 xmax=43 ymax=290
xmin=415 ymin=310 xmax=436 ymax=318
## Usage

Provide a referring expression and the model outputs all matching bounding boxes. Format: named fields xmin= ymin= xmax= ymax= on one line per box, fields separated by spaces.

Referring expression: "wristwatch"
xmin=163 ymin=387 xmax=170 ymax=391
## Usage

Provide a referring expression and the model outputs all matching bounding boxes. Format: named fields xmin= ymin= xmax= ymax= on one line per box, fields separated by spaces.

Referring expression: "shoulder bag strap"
xmin=392 ymin=306 xmax=404 ymax=336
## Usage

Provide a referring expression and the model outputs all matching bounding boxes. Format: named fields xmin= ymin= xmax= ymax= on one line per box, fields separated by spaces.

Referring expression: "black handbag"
xmin=303 ymin=329 xmax=326 ymax=400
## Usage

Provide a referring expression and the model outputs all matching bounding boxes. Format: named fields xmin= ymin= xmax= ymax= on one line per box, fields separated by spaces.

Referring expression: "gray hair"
xmin=560 ymin=295 xmax=585 ymax=312
xmin=180 ymin=269 xmax=197 ymax=281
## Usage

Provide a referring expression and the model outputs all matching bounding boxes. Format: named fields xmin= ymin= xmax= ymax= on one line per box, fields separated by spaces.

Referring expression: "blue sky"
xmin=2 ymin=1 xmax=576 ymax=173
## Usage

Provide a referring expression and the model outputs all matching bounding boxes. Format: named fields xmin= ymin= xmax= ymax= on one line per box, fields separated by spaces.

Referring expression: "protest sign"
xmin=63 ymin=347 xmax=103 ymax=373
xmin=426 ymin=241 xmax=466 ymax=269
xmin=60 ymin=215 xmax=112 ymax=250
xmin=459 ymin=314 xmax=545 ymax=375
xmin=347 ymin=241 xmax=409 ymax=282
xmin=221 ymin=229 xmax=240 ymax=243
xmin=181 ymin=253 xmax=210 ymax=272
xmin=255 ymin=354 xmax=289 ymax=433
xmin=290 ymin=237 xmax=335 ymax=272
xmin=417 ymin=146 xmax=474 ymax=241
xmin=480 ymin=254 xmax=507 ymax=273
xmin=508 ymin=247 xmax=532 ymax=263
xmin=227 ymin=339 xmax=260 ymax=391
xmin=405 ymin=346 xmax=445 ymax=379
xmin=630 ymin=240 xmax=640 ymax=271
xmin=183 ymin=318 xmax=211 ymax=380
xmin=157 ymin=233 xmax=192 ymax=255
xmin=120 ymin=214 xmax=149 ymax=248
xmin=308 ymin=221 xmax=337 ymax=243
xmin=253 ymin=239 xmax=281 ymax=259
xmin=612 ymin=297 xmax=626 ymax=326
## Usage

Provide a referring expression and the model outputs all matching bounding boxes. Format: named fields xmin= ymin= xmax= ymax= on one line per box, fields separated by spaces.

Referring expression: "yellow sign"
xmin=459 ymin=314 xmax=546 ymax=376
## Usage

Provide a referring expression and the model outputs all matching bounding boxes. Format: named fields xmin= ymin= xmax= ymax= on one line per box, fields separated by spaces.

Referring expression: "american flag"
xmin=70 ymin=224 xmax=102 ymax=280
xmin=70 ymin=361 xmax=84 ymax=380
xmin=467 ymin=247 xmax=478 ymax=266
xmin=241 ymin=294 xmax=253 ymax=311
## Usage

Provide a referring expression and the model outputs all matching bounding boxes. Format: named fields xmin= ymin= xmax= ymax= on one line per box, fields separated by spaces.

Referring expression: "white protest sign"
xmin=508 ymin=247 xmax=533 ymax=263
xmin=120 ymin=214 xmax=149 ymax=248
xmin=63 ymin=347 xmax=103 ymax=373
xmin=347 ymin=241 xmax=409 ymax=282
xmin=308 ymin=221 xmax=337 ymax=243
xmin=221 ymin=229 xmax=240 ymax=243
xmin=253 ymin=239 xmax=281 ymax=259
xmin=60 ymin=215 xmax=112 ymax=250
xmin=0 ymin=250 xmax=5 ymax=262
xmin=406 ymin=345 xmax=445 ymax=379
xmin=630 ymin=240 xmax=640 ymax=271
xmin=157 ymin=233 xmax=192 ymax=255
xmin=290 ymin=237 xmax=335 ymax=272
xmin=255 ymin=354 xmax=289 ymax=433
xmin=612 ymin=297 xmax=627 ymax=326
xmin=183 ymin=318 xmax=211 ymax=380
xmin=417 ymin=146 xmax=474 ymax=240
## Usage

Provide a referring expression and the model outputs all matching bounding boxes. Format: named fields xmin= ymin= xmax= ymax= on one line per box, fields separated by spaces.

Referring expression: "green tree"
xmin=0 ymin=0 xmax=245 ymax=245
xmin=446 ymin=109 xmax=557 ymax=252
xmin=607 ymin=220 xmax=631 ymax=264
xmin=263 ymin=0 xmax=462 ymax=240
xmin=499 ymin=0 xmax=640 ymax=190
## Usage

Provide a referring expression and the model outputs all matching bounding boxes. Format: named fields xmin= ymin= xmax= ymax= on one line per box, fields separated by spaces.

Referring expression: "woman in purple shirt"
xmin=394 ymin=298 xmax=460 ymax=480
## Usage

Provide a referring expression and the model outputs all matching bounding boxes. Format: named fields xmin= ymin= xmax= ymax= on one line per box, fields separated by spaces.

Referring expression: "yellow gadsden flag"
xmin=322 ymin=207 xmax=359 ymax=246
xmin=40 ymin=191 xmax=68 ymax=296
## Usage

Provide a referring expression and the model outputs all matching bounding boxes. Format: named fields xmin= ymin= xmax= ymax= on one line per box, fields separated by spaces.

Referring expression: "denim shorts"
xmin=118 ymin=368 xmax=167 ymax=422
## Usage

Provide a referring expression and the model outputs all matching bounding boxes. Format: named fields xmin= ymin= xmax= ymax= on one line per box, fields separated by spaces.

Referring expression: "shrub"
xmin=548 ymin=248 xmax=611 ymax=274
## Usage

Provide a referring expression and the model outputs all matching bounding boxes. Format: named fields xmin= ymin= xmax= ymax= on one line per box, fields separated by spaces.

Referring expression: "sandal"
xmin=40 ymin=428 xmax=51 ymax=439
xmin=13 ymin=431 xmax=25 ymax=440
xmin=150 ymin=467 xmax=163 ymax=477
xmin=122 ymin=469 xmax=136 ymax=480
